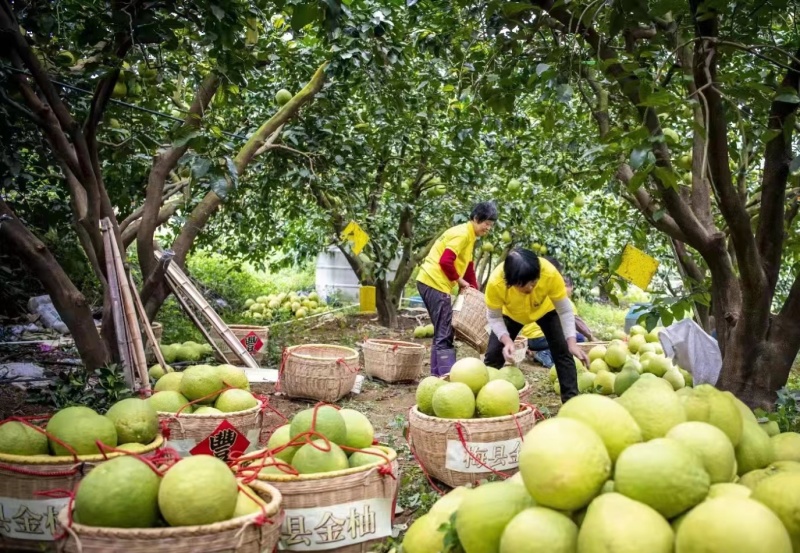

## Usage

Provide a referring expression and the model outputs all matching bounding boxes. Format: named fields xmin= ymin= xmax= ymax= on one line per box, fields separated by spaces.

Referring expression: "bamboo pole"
xmin=101 ymin=221 xmax=134 ymax=388
xmin=127 ymin=271 xmax=162 ymax=394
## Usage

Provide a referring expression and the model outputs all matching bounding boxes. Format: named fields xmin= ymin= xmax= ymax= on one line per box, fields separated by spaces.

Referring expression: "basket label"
xmin=241 ymin=331 xmax=265 ymax=353
xmin=168 ymin=427 xmax=261 ymax=458
xmin=278 ymin=497 xmax=392 ymax=551
xmin=191 ymin=420 xmax=250 ymax=462
xmin=452 ymin=295 xmax=465 ymax=312
xmin=445 ymin=437 xmax=523 ymax=473
xmin=350 ymin=374 xmax=365 ymax=394
xmin=0 ymin=496 xmax=67 ymax=541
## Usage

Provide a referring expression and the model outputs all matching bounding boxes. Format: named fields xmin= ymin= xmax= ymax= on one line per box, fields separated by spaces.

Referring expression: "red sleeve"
xmin=464 ymin=261 xmax=478 ymax=288
xmin=439 ymin=249 xmax=460 ymax=281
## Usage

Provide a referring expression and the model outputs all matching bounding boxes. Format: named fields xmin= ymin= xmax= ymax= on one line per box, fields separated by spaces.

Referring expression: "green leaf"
xmin=210 ymin=4 xmax=225 ymax=21
xmin=653 ymin=166 xmax=679 ymax=190
xmin=763 ymin=129 xmax=782 ymax=143
xmin=173 ymin=129 xmax=200 ymax=148
xmin=627 ymin=166 xmax=652 ymax=192
xmin=775 ymin=93 xmax=800 ymax=104
xmin=555 ymin=84 xmax=573 ymax=103
xmin=292 ymin=3 xmax=322 ymax=31
xmin=536 ymin=63 xmax=550 ymax=77
xmin=192 ymin=157 xmax=212 ymax=179
xmin=630 ymin=147 xmax=649 ymax=170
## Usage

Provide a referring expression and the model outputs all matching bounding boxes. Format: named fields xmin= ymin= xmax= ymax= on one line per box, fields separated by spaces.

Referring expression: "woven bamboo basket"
xmin=144 ymin=322 xmax=164 ymax=362
xmin=0 ymin=436 xmax=164 ymax=552
xmin=279 ymin=344 xmax=359 ymax=402
xmin=578 ymin=341 xmax=609 ymax=354
xmin=56 ymin=480 xmax=284 ymax=553
xmin=452 ymin=287 xmax=490 ymax=354
xmin=408 ymin=405 xmax=536 ymax=487
xmin=213 ymin=325 xmax=270 ymax=366
xmin=157 ymin=401 xmax=264 ymax=456
xmin=252 ymin=446 xmax=399 ymax=553
xmin=362 ymin=339 xmax=425 ymax=383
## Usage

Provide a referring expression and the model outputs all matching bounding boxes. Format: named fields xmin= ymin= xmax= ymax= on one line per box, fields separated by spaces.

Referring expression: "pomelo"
xmin=291 ymin=440 xmax=349 ymax=474
xmin=158 ymin=455 xmax=238 ymax=526
xmin=644 ymin=355 xmax=671 ymax=377
xmin=48 ymin=406 xmax=96 ymax=424
xmin=707 ymin=482 xmax=751 ymax=499
xmin=588 ymin=346 xmax=607 ymax=363
xmin=750 ymin=472 xmax=800 ymax=550
xmin=594 ymin=370 xmax=615 ymax=395
xmin=74 ymin=455 xmax=160 ymax=528
xmin=553 ymin=381 xmax=561 ymax=396
xmin=290 ymin=406 xmax=347 ymax=445
xmin=116 ymin=442 xmax=148 ymax=453
xmin=761 ymin=420 xmax=781 ymax=437
xmin=645 ymin=327 xmax=663 ymax=343
xmin=338 ymin=409 xmax=375 ymax=450
xmin=193 ymin=406 xmax=223 ymax=415
xmin=519 ymin=418 xmax=611 ymax=511
xmin=216 ymin=365 xmax=250 ymax=391
xmin=614 ymin=368 xmax=640 ymax=396
xmin=604 ymin=343 xmax=628 ymax=369
xmin=614 ymin=438 xmax=710 ymax=518
xmin=558 ymin=394 xmax=643 ymax=463
xmin=601 ymin=480 xmax=615 ymax=494
xmin=275 ymin=88 xmax=292 ymax=106
xmin=578 ymin=493 xmax=674 ymax=553
xmin=449 ymin=358 xmax=489 ymax=394
xmin=663 ymin=368 xmax=685 ymax=390
xmin=148 ymin=391 xmax=193 ymax=414
xmin=675 ymin=497 xmax=792 ymax=553
xmin=589 ymin=358 xmax=608 ymax=374
xmin=214 ymin=389 xmax=258 ymax=412
xmin=476 ymin=380 xmax=520 ymax=417
xmin=154 ymin=371 xmax=183 ymax=392
xmin=679 ymin=368 xmax=693 ymax=387
xmin=0 ymin=421 xmax=48 ymax=456
xmin=617 ymin=378 xmax=686 ymax=440
xmin=629 ymin=325 xmax=647 ymax=336
xmin=232 ymin=484 xmax=267 ymax=518
xmin=455 ymin=481 xmax=533 ymax=553
xmin=736 ymin=421 xmax=774 ymax=475
xmin=403 ymin=514 xmax=446 ymax=553
xmin=499 ymin=507 xmax=577 ymax=553
xmin=180 ymin=365 xmax=224 ymax=404
xmin=416 ymin=376 xmax=446 ymax=416
xmin=429 ymin=486 xmax=472 ymax=525
xmin=621 ymin=357 xmax=642 ymax=374
xmin=667 ymin=422 xmax=736 ymax=483
xmin=722 ymin=391 xmax=759 ymax=424
xmin=432 ymin=382 xmax=476 ymax=419
xmin=105 ymin=398 xmax=158 ymax=445
xmin=771 ymin=432 xmax=800 ymax=462
xmin=348 ymin=447 xmax=387 ymax=468
xmin=628 ymin=334 xmax=647 ymax=354
xmin=148 ymin=364 xmax=173 ymax=380
xmin=577 ymin=371 xmax=596 ymax=393
xmin=680 ymin=385 xmax=743 ymax=446
xmin=47 ymin=413 xmax=118 ymax=456
xmin=498 ymin=366 xmax=526 ymax=390
xmin=267 ymin=424 xmax=301 ymax=463
xmin=486 ymin=366 xmax=503 ymax=381
xmin=549 ymin=366 xmax=558 ymax=383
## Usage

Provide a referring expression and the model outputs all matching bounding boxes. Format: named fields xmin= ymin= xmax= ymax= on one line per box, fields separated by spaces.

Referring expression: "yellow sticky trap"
xmin=615 ymin=244 xmax=660 ymax=290
xmin=341 ymin=220 xmax=370 ymax=255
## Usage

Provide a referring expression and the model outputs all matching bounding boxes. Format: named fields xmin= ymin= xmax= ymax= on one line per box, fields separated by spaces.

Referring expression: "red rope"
xmin=336 ymin=357 xmax=360 ymax=373
xmin=254 ymin=394 xmax=289 ymax=423
xmin=1 ymin=416 xmax=83 ymax=462
xmin=404 ymin=407 xmax=446 ymax=496
xmin=275 ymin=348 xmax=291 ymax=393
xmin=454 ymin=422 xmax=511 ymax=479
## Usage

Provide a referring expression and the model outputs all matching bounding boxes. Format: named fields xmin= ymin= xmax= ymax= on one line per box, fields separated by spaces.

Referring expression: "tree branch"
xmin=617 ymin=165 xmax=689 ymax=242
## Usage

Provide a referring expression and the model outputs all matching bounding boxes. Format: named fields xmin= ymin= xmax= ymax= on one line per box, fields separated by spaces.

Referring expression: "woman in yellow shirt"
xmin=484 ymin=248 xmax=589 ymax=403
xmin=416 ymin=202 xmax=497 ymax=376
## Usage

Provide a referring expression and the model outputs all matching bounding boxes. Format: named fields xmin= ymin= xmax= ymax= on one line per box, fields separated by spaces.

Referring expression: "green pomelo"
xmin=402 ymin=514 xmax=446 ymax=553
xmin=646 ymin=327 xmax=663 ymax=343
xmin=589 ymin=358 xmax=609 ymax=374
xmin=180 ymin=365 xmax=224 ymax=404
xmin=558 ymin=394 xmax=643 ymax=463
xmin=416 ymin=377 xmax=446 ymax=416
xmin=154 ymin=371 xmax=183 ymax=393
xmin=628 ymin=334 xmax=647 ymax=354
xmin=148 ymin=391 xmax=193 ymax=414
xmin=588 ymin=346 xmax=607 ymax=363
xmin=736 ymin=421 xmax=774 ymax=476
xmin=429 ymin=487 xmax=472 ymax=525
xmin=614 ymin=438 xmax=710 ymax=518
xmin=455 ymin=481 xmax=534 ymax=553
xmin=771 ymin=432 xmax=800 ymax=462
xmin=577 ymin=493 xmax=674 ymax=553
xmin=232 ymin=484 xmax=267 ymax=518
xmin=499 ymin=507 xmax=577 ymax=553
xmin=750 ymin=472 xmax=800 ymax=551
xmin=116 ymin=442 xmax=148 ymax=453
xmin=214 ymin=389 xmax=258 ymax=412
xmin=679 ymin=369 xmax=693 ymax=387
xmin=486 ymin=367 xmax=503 ymax=381
xmin=638 ymin=343 xmax=657 ymax=355
xmin=338 ymin=409 xmax=374 ymax=450
xmin=412 ymin=326 xmax=427 ymax=339
xmin=348 ymin=447 xmax=387 ymax=468
xmin=476 ymin=380 xmax=520 ymax=417
xmin=216 ymin=365 xmax=250 ymax=391
xmin=674 ymin=498 xmax=792 ymax=553
xmin=601 ymin=480 xmax=615 ymax=494
xmin=644 ymin=356 xmax=672 ymax=377
xmin=617 ymin=380 xmax=686 ymax=440
xmin=148 ymin=364 xmax=172 ymax=380
xmin=604 ymin=343 xmax=629 ymax=369
xmin=663 ymin=369 xmax=685 ymax=391
xmin=48 ymin=406 xmax=97 ymax=425
xmin=549 ymin=366 xmax=558 ymax=383
xmin=105 ymin=398 xmax=159 ymax=445
xmin=707 ymin=483 xmax=751 ymax=500
xmin=722 ymin=391 xmax=759 ymax=424
xmin=594 ymin=370 xmax=615 ymax=395
xmin=553 ymin=380 xmax=561 ymax=396
xmin=738 ymin=462 xmax=800 ymax=490
xmin=578 ymin=371 xmax=596 ymax=393
xmin=0 ymin=422 xmax=48 ymax=456
xmin=498 ymin=366 xmax=526 ymax=390
xmin=450 ymin=357 xmax=489 ymax=395
xmin=74 ymin=456 xmax=160 ymax=528
xmin=519 ymin=418 xmax=611 ymax=511
xmin=432 ymin=382 xmax=476 ymax=419
xmin=629 ymin=325 xmax=647 ymax=336
xmin=259 ymin=463 xmax=294 ymax=476
xmin=47 ymin=413 xmax=118 ymax=456
xmin=667 ymin=421 xmax=736 ymax=484
xmin=193 ymin=406 xmax=223 ymax=415
xmin=614 ymin=368 xmax=640 ymax=396
xmin=158 ymin=455 xmax=238 ymax=526
xmin=267 ymin=424 xmax=300 ymax=463
xmin=680 ymin=385 xmax=743 ymax=447
xmin=290 ymin=406 xmax=347 ymax=445
xmin=761 ymin=420 xmax=781 ymax=437
xmin=291 ymin=440 xmax=349 ymax=474
xmin=622 ymin=357 xmax=642 ymax=374
xmin=275 ymin=88 xmax=292 ymax=105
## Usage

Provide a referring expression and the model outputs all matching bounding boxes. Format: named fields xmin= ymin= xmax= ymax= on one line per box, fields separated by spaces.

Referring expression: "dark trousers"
xmin=485 ymin=310 xmax=579 ymax=403
xmin=417 ymin=282 xmax=456 ymax=375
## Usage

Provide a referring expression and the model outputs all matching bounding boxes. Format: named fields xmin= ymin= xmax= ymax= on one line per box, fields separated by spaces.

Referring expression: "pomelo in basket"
xmin=216 ymin=364 xmax=250 ymax=391
xmin=416 ymin=376 xmax=446 ymax=416
xmin=193 ymin=406 xmax=223 ymax=415
xmin=449 ymin=357 xmax=489 ymax=394
xmin=214 ymin=389 xmax=258 ymax=412
xmin=267 ymin=424 xmax=300 ymax=463
xmin=348 ymin=447 xmax=386 ymax=468
xmin=432 ymin=382 xmax=476 ymax=419
xmin=290 ymin=406 xmax=347 ymax=445
xmin=158 ymin=455 xmax=238 ymax=526
xmin=291 ymin=439 xmax=349 ymax=474
xmin=578 ymin=493 xmax=674 ymax=553
xmin=736 ymin=420 xmax=774 ymax=475
xmin=180 ymin=364 xmax=224 ymax=404
xmin=154 ymin=371 xmax=183 ymax=392
xmin=498 ymin=366 xmax=526 ymax=390
xmin=558 ymin=394 xmax=642 ymax=463
xmin=667 ymin=421 xmax=736 ymax=483
xmin=338 ymin=408 xmax=374 ymax=450
xmin=750 ymin=472 xmax=800 ymax=550
xmin=74 ymin=455 xmax=160 ymax=528
xmin=476 ymin=379 xmax=520 ymax=417
xmin=499 ymin=507 xmax=578 ymax=553
xmin=105 ymin=398 xmax=159 ymax=445
xmin=232 ymin=483 xmax=267 ymax=518
xmin=0 ymin=421 xmax=48 ymax=456
xmin=116 ymin=442 xmax=148 ymax=453
xmin=771 ymin=432 xmax=800 ymax=462
xmin=47 ymin=411 xmax=118 ymax=456
xmin=148 ymin=391 xmax=193 ymax=414
xmin=455 ymin=481 xmax=533 ymax=553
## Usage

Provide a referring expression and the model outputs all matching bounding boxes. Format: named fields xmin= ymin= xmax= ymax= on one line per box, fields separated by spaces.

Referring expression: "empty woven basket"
xmin=279 ymin=344 xmax=360 ymax=402
xmin=362 ymin=339 xmax=425 ymax=382
xmin=452 ymin=287 xmax=490 ymax=353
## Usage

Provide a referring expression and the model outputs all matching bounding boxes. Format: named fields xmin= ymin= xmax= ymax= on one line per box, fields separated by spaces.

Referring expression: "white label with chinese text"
xmin=0 ymin=496 xmax=67 ymax=541
xmin=350 ymin=374 xmax=365 ymax=394
xmin=278 ymin=497 xmax=392 ymax=551
xmin=445 ymin=437 xmax=523 ymax=474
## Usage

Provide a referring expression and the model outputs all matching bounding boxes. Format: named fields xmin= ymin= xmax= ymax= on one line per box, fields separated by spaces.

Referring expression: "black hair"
xmin=544 ymin=255 xmax=563 ymax=274
xmin=503 ymin=248 xmax=541 ymax=287
xmin=564 ymin=275 xmax=574 ymax=287
xmin=470 ymin=201 xmax=498 ymax=223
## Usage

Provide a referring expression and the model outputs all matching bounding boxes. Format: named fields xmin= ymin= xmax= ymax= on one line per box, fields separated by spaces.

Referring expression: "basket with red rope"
xmin=361 ymin=339 xmax=425 ymax=383
xmin=277 ymin=344 xmax=360 ymax=402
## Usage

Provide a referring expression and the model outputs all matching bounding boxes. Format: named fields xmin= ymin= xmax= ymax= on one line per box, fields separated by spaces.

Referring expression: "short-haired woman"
xmin=416 ymin=202 xmax=498 ymax=376
xmin=484 ymin=248 xmax=589 ymax=403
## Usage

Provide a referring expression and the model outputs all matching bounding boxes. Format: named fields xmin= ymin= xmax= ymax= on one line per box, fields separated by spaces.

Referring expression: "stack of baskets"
xmin=452 ymin=287 xmax=490 ymax=353
xmin=362 ymin=339 xmax=425 ymax=383
xmin=213 ymin=325 xmax=270 ymax=366
xmin=278 ymin=344 xmax=360 ymax=402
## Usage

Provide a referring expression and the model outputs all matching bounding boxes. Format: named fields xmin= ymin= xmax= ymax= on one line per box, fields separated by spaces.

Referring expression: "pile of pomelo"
xmin=72 ymin=454 xmax=270 ymax=528
xmin=403 ymin=378 xmax=800 ymax=553
xmin=159 ymin=340 xmax=213 ymax=364
xmin=413 ymin=324 xmax=435 ymax=339
xmin=148 ymin=364 xmax=257 ymax=415
xmin=416 ymin=357 xmax=526 ymax=419
xmin=0 ymin=398 xmax=160 ymax=457
xmin=552 ymin=325 xmax=693 ymax=397
xmin=257 ymin=405 xmax=393 ymax=475
xmin=242 ymin=290 xmax=330 ymax=322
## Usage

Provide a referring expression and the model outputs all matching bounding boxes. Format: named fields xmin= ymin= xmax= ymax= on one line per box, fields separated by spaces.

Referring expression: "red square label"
xmin=241 ymin=331 xmax=264 ymax=353
xmin=190 ymin=420 xmax=250 ymax=462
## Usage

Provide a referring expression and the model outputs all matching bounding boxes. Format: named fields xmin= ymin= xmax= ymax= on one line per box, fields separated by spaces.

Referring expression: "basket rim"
xmin=56 ymin=480 xmax=283 ymax=537
xmin=224 ymin=324 xmax=270 ymax=332
xmin=409 ymin=404 xmax=534 ymax=424
xmin=286 ymin=344 xmax=359 ymax=361
xmin=251 ymin=445 xmax=397 ymax=482
xmin=156 ymin=400 xmax=263 ymax=419
xmin=362 ymin=339 xmax=425 ymax=351
xmin=0 ymin=435 xmax=165 ymax=466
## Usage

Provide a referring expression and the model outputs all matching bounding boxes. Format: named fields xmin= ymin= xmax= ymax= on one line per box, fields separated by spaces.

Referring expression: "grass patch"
xmin=575 ymin=300 xmax=628 ymax=340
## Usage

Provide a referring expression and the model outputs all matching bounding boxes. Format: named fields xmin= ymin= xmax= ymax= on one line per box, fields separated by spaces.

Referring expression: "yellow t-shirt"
xmin=485 ymin=257 xmax=568 ymax=325
xmin=417 ymin=223 xmax=476 ymax=294
xmin=521 ymin=299 xmax=577 ymax=339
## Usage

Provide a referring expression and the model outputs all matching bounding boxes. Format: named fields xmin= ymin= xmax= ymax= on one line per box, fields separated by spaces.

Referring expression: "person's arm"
xmin=553 ymin=298 xmax=589 ymax=366
xmin=487 ymin=307 xmax=516 ymax=360
xmin=439 ymin=249 xmax=460 ymax=281
xmin=464 ymin=261 xmax=478 ymax=288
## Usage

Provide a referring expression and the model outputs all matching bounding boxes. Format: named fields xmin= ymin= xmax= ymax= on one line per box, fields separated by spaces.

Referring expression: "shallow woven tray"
xmin=279 ymin=344 xmax=359 ymax=402
xmin=362 ymin=339 xmax=425 ymax=383
xmin=452 ymin=287 xmax=490 ymax=354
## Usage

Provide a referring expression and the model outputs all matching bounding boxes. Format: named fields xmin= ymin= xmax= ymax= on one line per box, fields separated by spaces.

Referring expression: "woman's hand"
xmin=568 ymin=337 xmax=590 ymax=368
xmin=501 ymin=335 xmax=516 ymax=363
xmin=457 ymin=278 xmax=471 ymax=290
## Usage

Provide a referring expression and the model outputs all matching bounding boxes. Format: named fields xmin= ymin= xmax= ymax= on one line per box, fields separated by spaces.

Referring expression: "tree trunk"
xmin=375 ymin=279 xmax=399 ymax=327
